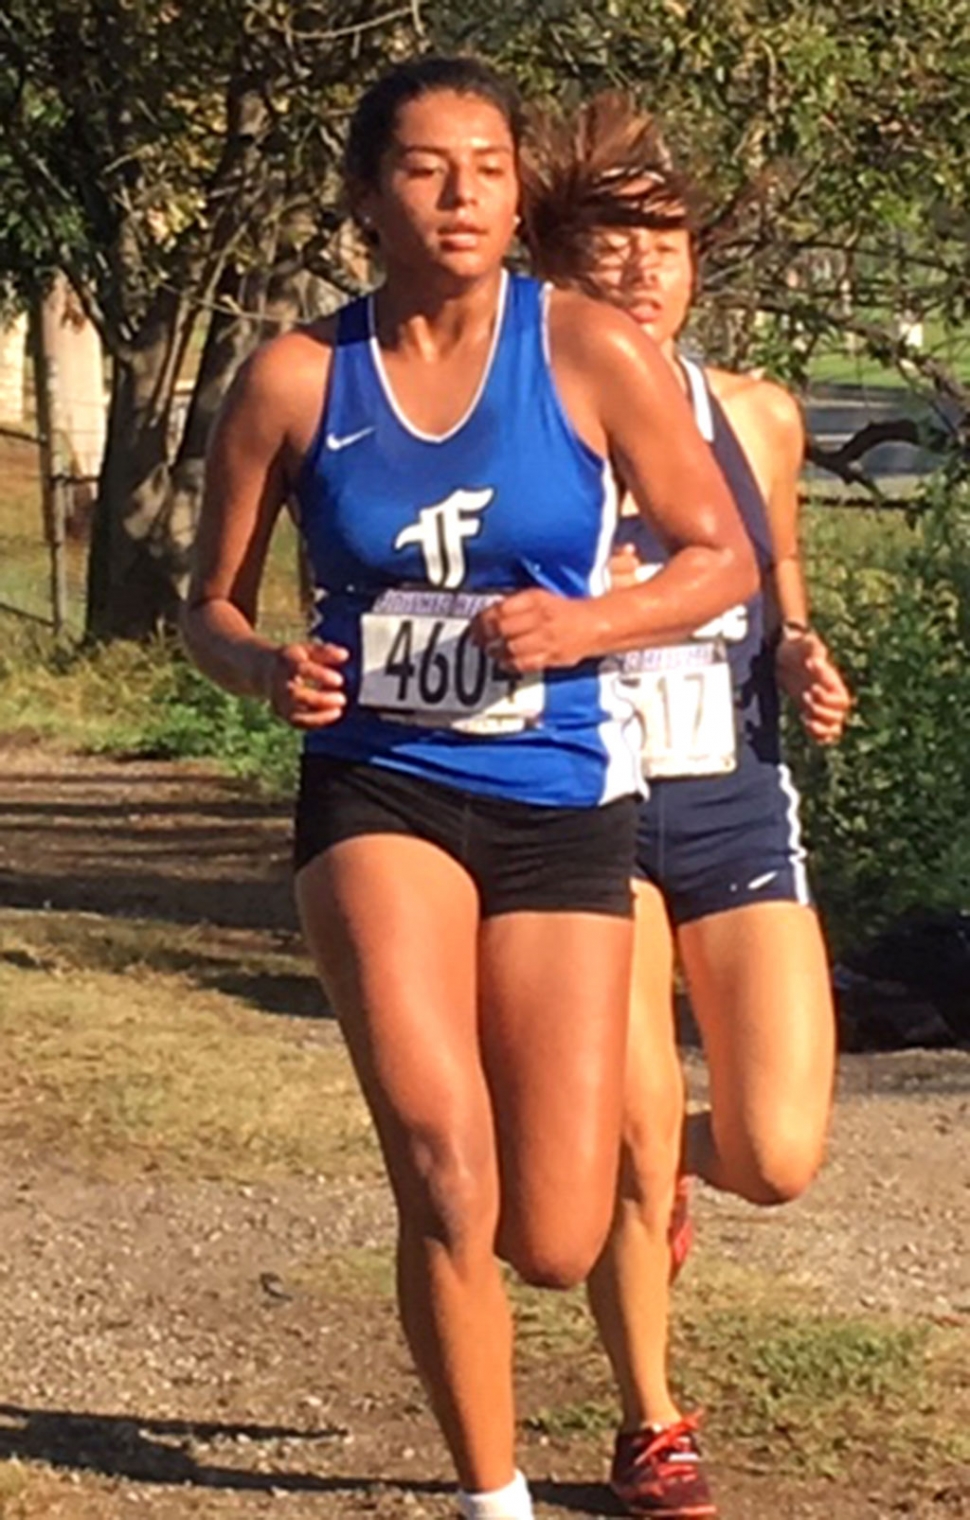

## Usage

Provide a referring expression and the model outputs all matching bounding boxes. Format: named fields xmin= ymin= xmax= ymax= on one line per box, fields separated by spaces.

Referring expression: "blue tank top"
xmin=295 ymin=271 xmax=641 ymax=807
xmin=614 ymin=359 xmax=781 ymax=779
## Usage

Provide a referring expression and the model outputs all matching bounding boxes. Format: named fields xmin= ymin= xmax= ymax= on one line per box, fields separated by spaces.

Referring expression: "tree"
xmin=438 ymin=0 xmax=970 ymax=492
xmin=2 ymin=0 xmax=970 ymax=638
xmin=0 ymin=0 xmax=417 ymax=637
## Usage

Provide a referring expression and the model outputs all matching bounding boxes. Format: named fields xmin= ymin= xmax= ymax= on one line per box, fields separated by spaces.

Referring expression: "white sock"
xmin=457 ymin=1468 xmax=533 ymax=1520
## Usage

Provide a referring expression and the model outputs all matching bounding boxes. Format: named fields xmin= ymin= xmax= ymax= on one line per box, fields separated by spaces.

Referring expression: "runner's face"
xmin=594 ymin=222 xmax=693 ymax=349
xmin=361 ymin=90 xmax=519 ymax=281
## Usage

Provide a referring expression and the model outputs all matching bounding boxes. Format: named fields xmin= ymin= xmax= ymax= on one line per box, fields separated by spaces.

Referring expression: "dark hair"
xmin=345 ymin=55 xmax=525 ymax=191
xmin=522 ymin=92 xmax=702 ymax=300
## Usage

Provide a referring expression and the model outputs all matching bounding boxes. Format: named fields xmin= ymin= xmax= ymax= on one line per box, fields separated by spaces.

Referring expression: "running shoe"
xmin=668 ymin=1175 xmax=694 ymax=1283
xmin=610 ymin=1416 xmax=716 ymax=1518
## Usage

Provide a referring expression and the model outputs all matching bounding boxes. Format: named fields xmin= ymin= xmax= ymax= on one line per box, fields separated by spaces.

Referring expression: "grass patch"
xmin=0 ymin=620 xmax=300 ymax=793
xmin=0 ymin=621 xmax=181 ymax=752
xmin=807 ymin=316 xmax=970 ymax=388
xmin=133 ymin=656 xmax=301 ymax=794
xmin=516 ymin=1259 xmax=969 ymax=1479
xmin=0 ymin=1462 xmax=27 ymax=1520
xmin=291 ymin=1246 xmax=397 ymax=1302
xmin=0 ymin=910 xmax=322 ymax=1019
xmin=677 ymin=1307 xmax=929 ymax=1474
xmin=0 ymin=911 xmax=380 ymax=1185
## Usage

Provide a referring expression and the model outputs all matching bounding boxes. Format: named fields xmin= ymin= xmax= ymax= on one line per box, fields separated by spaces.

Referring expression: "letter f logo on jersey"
xmin=393 ymin=488 xmax=493 ymax=589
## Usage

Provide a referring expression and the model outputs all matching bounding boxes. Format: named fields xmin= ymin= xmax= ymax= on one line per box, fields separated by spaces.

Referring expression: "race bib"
xmin=618 ymin=639 xmax=736 ymax=778
xmin=359 ymin=589 xmax=544 ymax=735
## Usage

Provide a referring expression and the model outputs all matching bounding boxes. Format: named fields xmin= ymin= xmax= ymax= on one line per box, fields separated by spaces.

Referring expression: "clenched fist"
xmin=262 ymin=640 xmax=349 ymax=729
xmin=473 ymin=590 xmax=596 ymax=673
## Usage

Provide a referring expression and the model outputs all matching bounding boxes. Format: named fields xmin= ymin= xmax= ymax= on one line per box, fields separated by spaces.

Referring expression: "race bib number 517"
xmin=359 ymin=589 xmax=544 ymax=735
xmin=618 ymin=639 xmax=736 ymax=778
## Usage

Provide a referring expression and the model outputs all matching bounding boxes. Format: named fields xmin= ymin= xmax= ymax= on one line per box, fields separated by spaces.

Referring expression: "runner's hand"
xmin=263 ymin=641 xmax=348 ymax=728
xmin=474 ymin=590 xmax=595 ymax=672
xmin=775 ymin=630 xmax=851 ymax=744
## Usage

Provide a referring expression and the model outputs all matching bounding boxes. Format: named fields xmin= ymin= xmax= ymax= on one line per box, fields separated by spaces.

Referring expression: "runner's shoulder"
xmin=222 ymin=314 xmax=340 ymax=441
xmin=547 ymin=286 xmax=658 ymax=374
xmin=237 ymin=315 xmax=338 ymax=399
xmin=705 ymin=366 xmax=804 ymax=447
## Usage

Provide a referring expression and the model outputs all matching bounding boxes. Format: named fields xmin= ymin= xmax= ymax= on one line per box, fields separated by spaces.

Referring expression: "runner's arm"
xmin=182 ymin=335 xmax=349 ymax=729
xmin=757 ymin=382 xmax=851 ymax=742
xmin=479 ymin=295 xmax=757 ymax=671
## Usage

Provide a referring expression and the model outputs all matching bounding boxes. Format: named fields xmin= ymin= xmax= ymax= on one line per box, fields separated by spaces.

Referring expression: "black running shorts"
xmin=294 ymin=756 xmax=636 ymax=919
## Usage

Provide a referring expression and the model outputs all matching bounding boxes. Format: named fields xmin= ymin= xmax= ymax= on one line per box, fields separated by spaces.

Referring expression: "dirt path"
xmin=0 ymin=739 xmax=968 ymax=1520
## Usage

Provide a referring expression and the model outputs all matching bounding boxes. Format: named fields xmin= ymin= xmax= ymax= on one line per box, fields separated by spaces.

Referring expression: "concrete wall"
xmin=0 ymin=313 xmax=28 ymax=424
xmin=41 ymin=275 xmax=107 ymax=479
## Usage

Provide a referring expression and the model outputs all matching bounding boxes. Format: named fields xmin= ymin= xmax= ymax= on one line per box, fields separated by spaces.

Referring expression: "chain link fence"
xmin=0 ymin=424 xmax=93 ymax=638
xmin=0 ymin=308 xmax=99 ymax=637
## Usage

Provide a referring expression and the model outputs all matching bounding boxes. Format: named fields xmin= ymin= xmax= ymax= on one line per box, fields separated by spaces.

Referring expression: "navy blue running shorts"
xmin=294 ymin=755 xmax=636 ymax=919
xmin=634 ymin=761 xmax=811 ymax=926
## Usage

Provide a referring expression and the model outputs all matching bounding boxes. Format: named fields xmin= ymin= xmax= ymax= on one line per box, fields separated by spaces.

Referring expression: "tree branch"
xmin=806 ymin=419 xmax=927 ymax=490
xmin=244 ymin=0 xmax=418 ymax=44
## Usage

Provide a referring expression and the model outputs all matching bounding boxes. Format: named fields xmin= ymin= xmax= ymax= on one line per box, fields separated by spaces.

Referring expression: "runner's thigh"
xmin=621 ymin=882 xmax=683 ymax=1172
xmin=479 ymin=910 xmax=633 ymax=1279
xmin=296 ymin=835 xmax=499 ymax=1226
xmin=679 ymin=901 xmax=835 ymax=1184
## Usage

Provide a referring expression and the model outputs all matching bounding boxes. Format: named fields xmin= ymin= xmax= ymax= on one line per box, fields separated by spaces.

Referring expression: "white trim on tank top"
xmin=680 ymin=356 xmax=715 ymax=443
xmin=366 ymin=268 xmax=510 ymax=444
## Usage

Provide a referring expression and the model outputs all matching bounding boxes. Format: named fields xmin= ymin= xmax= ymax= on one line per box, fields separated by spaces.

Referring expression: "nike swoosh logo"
xmin=325 ymin=426 xmax=375 ymax=451
xmin=746 ymin=870 xmax=779 ymax=892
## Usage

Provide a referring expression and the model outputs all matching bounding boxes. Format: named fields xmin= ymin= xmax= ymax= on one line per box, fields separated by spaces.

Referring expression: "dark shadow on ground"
xmin=0 ymin=942 xmax=332 ymax=1019
xmin=0 ymin=796 xmax=291 ymax=821
xmin=191 ymin=963 xmax=330 ymax=1018
xmin=532 ymin=1478 xmax=623 ymax=1515
xmin=0 ymin=751 xmax=296 ymax=932
xmin=0 ymin=870 xmax=299 ymax=932
xmin=0 ymin=1403 xmax=449 ymax=1498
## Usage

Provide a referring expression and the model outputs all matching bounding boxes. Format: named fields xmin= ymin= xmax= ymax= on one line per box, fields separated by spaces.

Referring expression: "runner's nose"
xmin=442 ymin=162 xmax=479 ymax=208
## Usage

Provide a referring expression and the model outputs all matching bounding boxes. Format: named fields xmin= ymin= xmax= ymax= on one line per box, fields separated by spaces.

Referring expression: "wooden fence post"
xmin=30 ymin=296 xmax=68 ymax=636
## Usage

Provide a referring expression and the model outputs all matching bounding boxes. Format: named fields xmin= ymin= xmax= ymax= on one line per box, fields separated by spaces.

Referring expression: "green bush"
xmin=790 ymin=486 xmax=970 ymax=951
xmin=136 ymin=657 xmax=301 ymax=795
xmin=0 ymin=623 xmax=300 ymax=796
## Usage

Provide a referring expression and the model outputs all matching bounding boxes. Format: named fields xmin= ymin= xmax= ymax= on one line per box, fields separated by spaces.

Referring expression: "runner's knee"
xmin=615 ymin=1076 xmax=683 ymax=1221
xmin=394 ymin=1125 xmax=499 ymax=1258
xmin=723 ymin=1116 xmax=826 ymax=1206
xmin=499 ymin=1194 xmax=614 ymax=1289
xmin=501 ymin=1228 xmax=604 ymax=1291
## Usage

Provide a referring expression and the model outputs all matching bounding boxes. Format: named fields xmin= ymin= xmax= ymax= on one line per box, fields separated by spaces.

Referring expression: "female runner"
xmin=524 ymin=94 xmax=851 ymax=1518
xmin=182 ymin=59 xmax=755 ymax=1520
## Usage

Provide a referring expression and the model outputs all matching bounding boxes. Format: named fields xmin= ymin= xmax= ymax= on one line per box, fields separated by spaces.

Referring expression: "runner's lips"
xmin=439 ymin=225 xmax=488 ymax=241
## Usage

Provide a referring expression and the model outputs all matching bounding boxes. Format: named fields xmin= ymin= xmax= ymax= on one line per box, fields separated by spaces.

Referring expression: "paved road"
xmin=805 ymin=383 xmax=958 ymax=481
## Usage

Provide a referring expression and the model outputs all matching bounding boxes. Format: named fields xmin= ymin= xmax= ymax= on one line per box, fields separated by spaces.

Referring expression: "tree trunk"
xmin=85 ymin=293 xmax=198 ymax=639
xmin=161 ymin=259 xmax=278 ymax=597
xmin=84 ymin=217 xmax=346 ymax=640
xmin=161 ymin=228 xmax=338 ymax=602
xmin=84 ymin=363 xmax=177 ymax=639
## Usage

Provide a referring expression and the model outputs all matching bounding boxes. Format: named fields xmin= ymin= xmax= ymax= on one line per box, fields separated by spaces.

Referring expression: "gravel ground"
xmin=0 ymin=740 xmax=968 ymax=1519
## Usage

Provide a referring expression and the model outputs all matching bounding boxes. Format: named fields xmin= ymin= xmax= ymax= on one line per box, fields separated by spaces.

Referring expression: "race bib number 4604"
xmin=618 ymin=639 xmax=736 ymax=778
xmin=359 ymin=590 xmax=544 ymax=735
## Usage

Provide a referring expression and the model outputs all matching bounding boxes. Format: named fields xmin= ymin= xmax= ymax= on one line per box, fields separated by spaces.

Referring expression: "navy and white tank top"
xmin=614 ymin=358 xmax=781 ymax=783
xmin=295 ymin=271 xmax=641 ymax=807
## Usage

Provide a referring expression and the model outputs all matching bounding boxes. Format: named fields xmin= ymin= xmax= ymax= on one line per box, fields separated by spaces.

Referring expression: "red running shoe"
xmin=668 ymin=1175 xmax=694 ymax=1283
xmin=610 ymin=1416 xmax=716 ymax=1518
